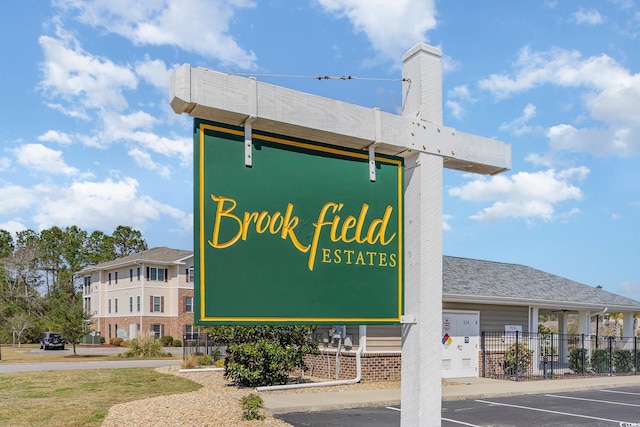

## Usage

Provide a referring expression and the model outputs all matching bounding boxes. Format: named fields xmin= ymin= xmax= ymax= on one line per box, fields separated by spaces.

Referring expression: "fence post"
xmin=481 ymin=331 xmax=486 ymax=378
xmin=608 ymin=336 xmax=613 ymax=376
xmin=550 ymin=333 xmax=554 ymax=378
xmin=635 ymin=336 xmax=638 ymax=375
xmin=581 ymin=334 xmax=586 ymax=375
xmin=515 ymin=331 xmax=520 ymax=382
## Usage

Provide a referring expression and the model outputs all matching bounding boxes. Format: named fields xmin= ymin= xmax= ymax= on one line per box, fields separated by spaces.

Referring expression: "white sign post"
xmin=171 ymin=42 xmax=510 ymax=427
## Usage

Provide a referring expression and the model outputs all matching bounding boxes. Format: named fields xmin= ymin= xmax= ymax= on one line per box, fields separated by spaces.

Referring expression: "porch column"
xmin=622 ymin=312 xmax=635 ymax=350
xmin=557 ymin=312 xmax=568 ymax=364
xmin=529 ymin=307 xmax=540 ymax=374
xmin=577 ymin=310 xmax=592 ymax=354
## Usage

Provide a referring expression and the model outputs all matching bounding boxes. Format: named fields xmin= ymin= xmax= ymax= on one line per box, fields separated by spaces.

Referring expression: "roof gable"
xmin=443 ymin=256 xmax=640 ymax=311
xmin=81 ymin=247 xmax=193 ymax=271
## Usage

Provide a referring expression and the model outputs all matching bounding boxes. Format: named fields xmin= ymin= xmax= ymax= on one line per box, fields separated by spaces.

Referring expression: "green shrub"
xmin=591 ymin=349 xmax=610 ymax=374
xmin=119 ymin=332 xmax=172 ymax=358
xmin=197 ymin=354 xmax=213 ymax=366
xmin=212 ymin=348 xmax=222 ymax=362
xmin=240 ymin=394 xmax=264 ymax=421
xmin=613 ymin=349 xmax=634 ymax=373
xmin=160 ymin=336 xmax=174 ymax=346
xmin=100 ymin=336 xmax=106 ymax=344
xmin=214 ymin=359 xmax=225 ymax=368
xmin=212 ymin=325 xmax=317 ymax=387
xmin=503 ymin=343 xmax=532 ymax=376
xmin=569 ymin=348 xmax=588 ymax=374
xmin=172 ymin=339 xmax=182 ymax=347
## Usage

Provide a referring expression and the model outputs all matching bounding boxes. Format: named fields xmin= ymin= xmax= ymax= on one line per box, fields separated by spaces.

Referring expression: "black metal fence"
xmin=481 ymin=331 xmax=640 ymax=381
xmin=182 ymin=333 xmax=226 ymax=361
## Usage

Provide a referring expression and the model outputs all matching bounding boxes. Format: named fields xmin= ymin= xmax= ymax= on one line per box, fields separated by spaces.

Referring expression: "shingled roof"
xmin=443 ymin=256 xmax=640 ymax=312
xmin=80 ymin=247 xmax=193 ymax=272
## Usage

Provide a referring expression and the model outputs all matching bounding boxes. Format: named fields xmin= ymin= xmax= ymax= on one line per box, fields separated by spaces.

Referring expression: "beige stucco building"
xmin=79 ymin=247 xmax=194 ymax=341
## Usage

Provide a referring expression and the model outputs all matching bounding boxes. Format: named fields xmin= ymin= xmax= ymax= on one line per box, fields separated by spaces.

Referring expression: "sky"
xmin=0 ymin=1 xmax=639 ymax=300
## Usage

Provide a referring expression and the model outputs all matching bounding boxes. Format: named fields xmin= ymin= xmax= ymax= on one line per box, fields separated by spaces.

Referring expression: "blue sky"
xmin=1 ymin=1 xmax=639 ymax=299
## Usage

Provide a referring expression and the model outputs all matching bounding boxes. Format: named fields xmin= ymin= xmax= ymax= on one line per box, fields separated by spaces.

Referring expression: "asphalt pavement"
xmin=261 ymin=374 xmax=640 ymax=415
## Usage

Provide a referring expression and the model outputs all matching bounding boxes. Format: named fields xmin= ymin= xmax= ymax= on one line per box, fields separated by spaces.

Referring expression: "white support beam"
xmin=170 ymin=64 xmax=510 ymax=175
xmin=401 ymin=42 xmax=443 ymax=427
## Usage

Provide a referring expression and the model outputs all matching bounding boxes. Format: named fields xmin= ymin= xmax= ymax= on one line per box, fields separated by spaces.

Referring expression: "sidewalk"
xmin=261 ymin=375 xmax=640 ymax=415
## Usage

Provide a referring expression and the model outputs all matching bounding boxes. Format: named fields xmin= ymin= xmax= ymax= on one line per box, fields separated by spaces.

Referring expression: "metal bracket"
xmin=244 ymin=77 xmax=257 ymax=167
xmin=401 ymin=314 xmax=417 ymax=324
xmin=369 ymin=107 xmax=382 ymax=182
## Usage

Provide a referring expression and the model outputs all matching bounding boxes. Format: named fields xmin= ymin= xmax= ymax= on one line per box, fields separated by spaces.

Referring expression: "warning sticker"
xmin=442 ymin=333 xmax=452 ymax=348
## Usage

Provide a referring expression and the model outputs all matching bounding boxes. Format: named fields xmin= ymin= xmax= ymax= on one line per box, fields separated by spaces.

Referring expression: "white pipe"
xmin=255 ymin=345 xmax=363 ymax=392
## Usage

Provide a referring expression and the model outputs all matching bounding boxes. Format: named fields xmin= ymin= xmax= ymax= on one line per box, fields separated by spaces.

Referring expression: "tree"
xmin=7 ymin=313 xmax=33 ymax=347
xmin=0 ymin=229 xmax=14 ymax=259
xmin=111 ymin=226 xmax=148 ymax=258
xmin=48 ymin=292 xmax=91 ymax=355
xmin=210 ymin=325 xmax=318 ymax=387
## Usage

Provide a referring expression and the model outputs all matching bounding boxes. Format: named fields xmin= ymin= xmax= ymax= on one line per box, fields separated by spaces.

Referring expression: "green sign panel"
xmin=194 ymin=119 xmax=404 ymax=325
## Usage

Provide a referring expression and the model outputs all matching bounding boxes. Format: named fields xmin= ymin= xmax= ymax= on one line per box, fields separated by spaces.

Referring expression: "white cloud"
xmin=128 ymin=148 xmax=171 ymax=178
xmin=30 ymin=177 xmax=186 ymax=231
xmin=448 ymin=167 xmax=589 ymax=223
xmin=499 ymin=103 xmax=537 ymax=136
xmin=318 ymin=0 xmax=437 ymax=63
xmin=446 ymin=85 xmax=475 ymax=119
xmin=572 ymin=8 xmax=605 ymax=25
xmin=0 ymin=185 xmax=36 ymax=214
xmin=0 ymin=221 xmax=27 ymax=236
xmin=135 ymin=57 xmax=176 ymax=90
xmin=100 ymin=111 xmax=192 ymax=165
xmin=38 ymin=130 xmax=72 ymax=144
xmin=12 ymin=143 xmax=78 ymax=176
xmin=479 ymin=47 xmax=640 ymax=157
xmin=618 ymin=280 xmax=640 ymax=295
xmin=0 ymin=157 xmax=10 ymax=171
xmin=56 ymin=0 xmax=257 ymax=69
xmin=39 ymin=31 xmax=137 ymax=114
xmin=442 ymin=214 xmax=452 ymax=231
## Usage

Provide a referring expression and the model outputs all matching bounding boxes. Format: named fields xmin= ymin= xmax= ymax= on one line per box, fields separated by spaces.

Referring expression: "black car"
xmin=40 ymin=332 xmax=65 ymax=350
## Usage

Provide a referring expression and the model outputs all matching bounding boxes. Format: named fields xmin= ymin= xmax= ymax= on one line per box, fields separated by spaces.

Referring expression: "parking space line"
xmin=475 ymin=399 xmax=626 ymax=424
xmin=545 ymin=394 xmax=640 ymax=408
xmin=441 ymin=417 xmax=481 ymax=426
xmin=385 ymin=407 xmax=401 ymax=412
xmin=600 ymin=390 xmax=640 ymax=396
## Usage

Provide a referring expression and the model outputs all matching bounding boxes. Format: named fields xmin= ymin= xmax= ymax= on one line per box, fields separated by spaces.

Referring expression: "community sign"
xmin=194 ymin=119 xmax=404 ymax=325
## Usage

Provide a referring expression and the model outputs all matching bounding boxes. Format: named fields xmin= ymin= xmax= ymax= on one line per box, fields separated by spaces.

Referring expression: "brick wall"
xmin=302 ymin=351 xmax=402 ymax=382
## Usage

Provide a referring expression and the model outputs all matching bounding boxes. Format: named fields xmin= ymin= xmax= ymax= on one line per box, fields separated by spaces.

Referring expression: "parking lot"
xmin=277 ymin=386 xmax=640 ymax=426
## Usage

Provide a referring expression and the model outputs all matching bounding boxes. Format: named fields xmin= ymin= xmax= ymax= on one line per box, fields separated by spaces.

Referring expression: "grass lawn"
xmin=0 ymin=344 xmax=181 ymax=363
xmin=0 ymin=368 xmax=201 ymax=426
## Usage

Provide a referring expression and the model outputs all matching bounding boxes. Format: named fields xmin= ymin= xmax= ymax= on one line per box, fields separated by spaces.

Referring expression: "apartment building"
xmin=79 ymin=247 xmax=194 ymax=341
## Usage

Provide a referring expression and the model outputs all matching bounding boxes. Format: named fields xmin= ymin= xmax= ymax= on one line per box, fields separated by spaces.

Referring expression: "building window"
xmin=129 ymin=296 xmax=133 ymax=312
xmin=184 ymin=296 xmax=193 ymax=313
xmin=185 ymin=324 xmax=194 ymax=339
xmin=152 ymin=324 xmax=162 ymax=340
xmin=130 ymin=268 xmax=133 ymax=281
xmin=137 ymin=267 xmax=141 ymax=281
xmin=188 ymin=265 xmax=194 ymax=283
xmin=136 ymin=295 xmax=141 ymax=312
xmin=108 ymin=273 xmax=111 ymax=285
xmin=114 ymin=298 xmax=118 ymax=313
xmin=115 ymin=271 xmax=118 ymax=284
xmin=147 ymin=267 xmax=167 ymax=282
xmin=151 ymin=295 xmax=163 ymax=313
xmin=108 ymin=299 xmax=111 ymax=314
